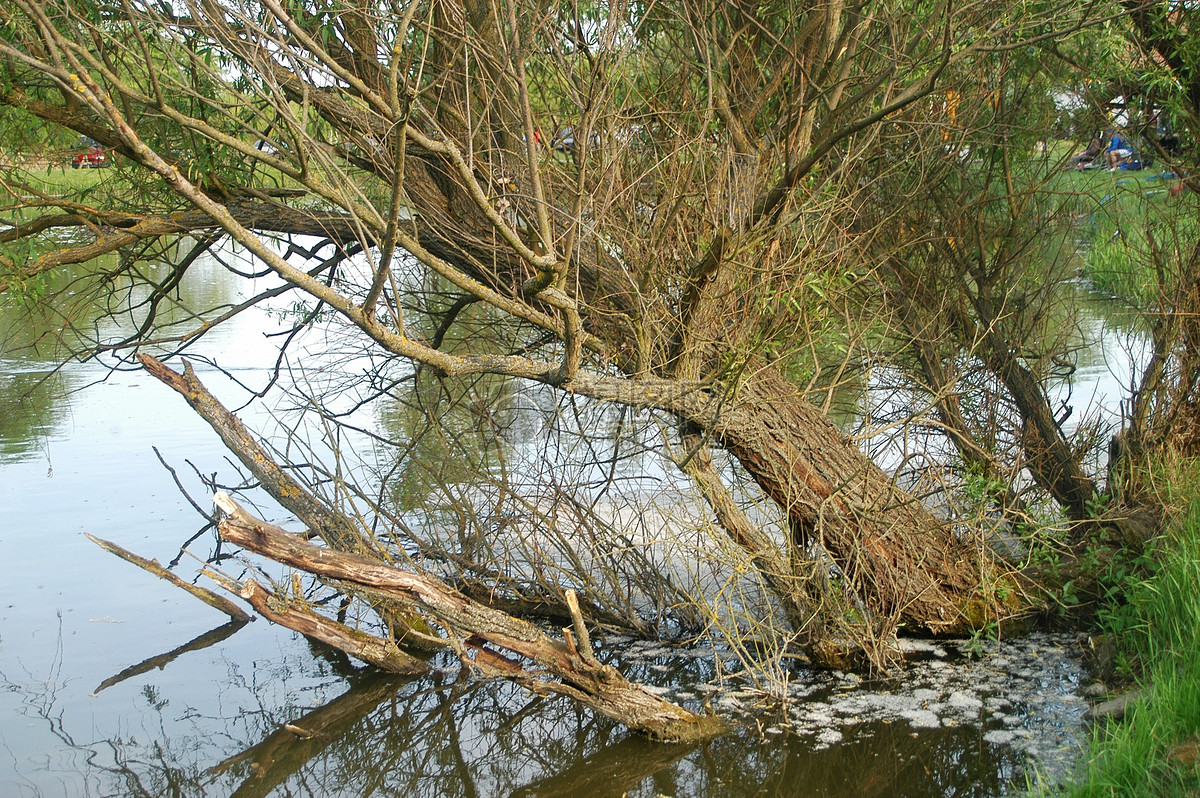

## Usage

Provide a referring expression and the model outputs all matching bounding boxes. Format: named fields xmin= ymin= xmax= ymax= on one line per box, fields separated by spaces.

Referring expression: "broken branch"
xmin=85 ymin=532 xmax=252 ymax=622
xmin=213 ymin=493 xmax=724 ymax=741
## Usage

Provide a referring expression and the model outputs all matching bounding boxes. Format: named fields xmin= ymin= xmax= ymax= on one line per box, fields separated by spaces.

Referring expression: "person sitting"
xmin=1071 ymin=134 xmax=1104 ymax=168
xmin=1107 ymin=130 xmax=1133 ymax=170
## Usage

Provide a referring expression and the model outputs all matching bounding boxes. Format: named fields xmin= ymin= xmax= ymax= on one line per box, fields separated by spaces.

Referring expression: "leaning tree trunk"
xmin=394 ymin=162 xmax=1003 ymax=648
xmin=701 ymin=366 xmax=994 ymax=636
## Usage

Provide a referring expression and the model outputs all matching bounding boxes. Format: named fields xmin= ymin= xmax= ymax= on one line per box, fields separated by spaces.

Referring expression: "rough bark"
xmin=6 ymin=0 xmax=1017 ymax=671
xmin=679 ymin=425 xmax=864 ymax=665
xmin=140 ymin=348 xmax=990 ymax=658
xmin=214 ymin=493 xmax=724 ymax=742
xmin=704 ymin=366 xmax=988 ymax=635
xmin=227 ymin=577 xmax=429 ymax=674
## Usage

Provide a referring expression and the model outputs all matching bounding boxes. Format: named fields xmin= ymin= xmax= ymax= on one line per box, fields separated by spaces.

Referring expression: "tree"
xmin=1109 ymin=1 xmax=1200 ymax=464
xmin=0 ymin=0 xmax=1104 ymax=731
xmin=853 ymin=40 xmax=1102 ymax=525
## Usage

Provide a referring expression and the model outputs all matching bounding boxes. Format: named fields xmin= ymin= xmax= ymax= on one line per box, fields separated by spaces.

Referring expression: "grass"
xmin=1033 ymin=457 xmax=1200 ymax=797
xmin=3 ymin=162 xmax=111 ymax=196
xmin=1070 ymin=168 xmax=1198 ymax=306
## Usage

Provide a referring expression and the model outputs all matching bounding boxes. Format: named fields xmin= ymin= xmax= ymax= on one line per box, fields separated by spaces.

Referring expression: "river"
xmin=0 ymin=247 xmax=1144 ymax=797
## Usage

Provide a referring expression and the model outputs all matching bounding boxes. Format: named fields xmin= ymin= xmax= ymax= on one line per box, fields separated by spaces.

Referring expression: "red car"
xmin=72 ymin=146 xmax=108 ymax=168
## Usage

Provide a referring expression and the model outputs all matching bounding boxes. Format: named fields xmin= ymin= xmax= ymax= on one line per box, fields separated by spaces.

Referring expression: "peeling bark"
xmin=217 ymin=575 xmax=429 ymax=674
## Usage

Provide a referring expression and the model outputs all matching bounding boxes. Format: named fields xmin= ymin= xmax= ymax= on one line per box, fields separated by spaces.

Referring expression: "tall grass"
xmin=1080 ymin=175 xmax=1199 ymax=307
xmin=1037 ymin=459 xmax=1200 ymax=796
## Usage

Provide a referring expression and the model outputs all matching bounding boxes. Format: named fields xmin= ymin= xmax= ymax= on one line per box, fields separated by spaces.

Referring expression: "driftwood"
xmin=86 ymin=532 xmax=252 ymax=622
xmin=138 ymin=353 xmax=444 ymax=652
xmin=213 ymin=492 xmax=724 ymax=742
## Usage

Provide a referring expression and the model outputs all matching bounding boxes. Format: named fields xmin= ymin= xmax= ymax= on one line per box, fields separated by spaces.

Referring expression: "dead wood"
xmin=224 ymin=577 xmax=429 ymax=675
xmin=85 ymin=532 xmax=252 ymax=622
xmin=213 ymin=492 xmax=724 ymax=742
xmin=137 ymin=353 xmax=444 ymax=652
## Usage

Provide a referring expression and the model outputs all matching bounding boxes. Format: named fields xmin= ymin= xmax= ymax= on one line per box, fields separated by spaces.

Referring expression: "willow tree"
xmin=845 ymin=38 xmax=1104 ymax=527
xmin=0 ymin=0 xmax=1101 ymax=699
xmin=1110 ymin=0 xmax=1200 ymax=465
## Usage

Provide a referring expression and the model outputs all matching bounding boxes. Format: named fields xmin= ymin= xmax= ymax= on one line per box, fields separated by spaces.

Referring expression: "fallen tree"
xmin=213 ymin=490 xmax=723 ymax=742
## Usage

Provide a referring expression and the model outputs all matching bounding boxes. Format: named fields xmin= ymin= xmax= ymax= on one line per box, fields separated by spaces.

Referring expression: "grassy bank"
xmin=1077 ymin=171 xmax=1198 ymax=306
xmin=1037 ymin=457 xmax=1200 ymax=796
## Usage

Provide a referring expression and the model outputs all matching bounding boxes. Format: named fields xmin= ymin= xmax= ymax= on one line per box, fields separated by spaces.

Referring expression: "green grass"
xmin=3 ymin=163 xmax=111 ymax=195
xmin=1073 ymin=170 xmax=1198 ymax=306
xmin=1034 ymin=459 xmax=1200 ymax=796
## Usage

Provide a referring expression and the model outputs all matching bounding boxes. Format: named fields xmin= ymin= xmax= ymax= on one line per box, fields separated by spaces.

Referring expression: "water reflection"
xmin=5 ymin=643 xmax=1036 ymax=798
xmin=92 ymin=620 xmax=248 ymax=695
xmin=0 ymin=241 xmax=282 ymax=467
xmin=0 ymin=366 xmax=71 ymax=463
xmin=0 ymin=238 xmax=1118 ymax=796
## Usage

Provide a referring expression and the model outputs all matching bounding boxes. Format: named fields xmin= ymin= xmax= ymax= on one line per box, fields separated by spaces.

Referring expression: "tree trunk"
xmin=704 ymin=366 xmax=991 ymax=636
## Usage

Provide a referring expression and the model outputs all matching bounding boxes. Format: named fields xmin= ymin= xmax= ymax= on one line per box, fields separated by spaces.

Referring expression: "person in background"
xmin=1106 ymin=129 xmax=1133 ymax=170
xmin=1072 ymin=133 xmax=1104 ymax=168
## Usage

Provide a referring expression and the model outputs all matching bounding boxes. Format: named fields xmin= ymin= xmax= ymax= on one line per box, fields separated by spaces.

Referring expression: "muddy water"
xmin=0 ymin=254 xmax=1132 ymax=796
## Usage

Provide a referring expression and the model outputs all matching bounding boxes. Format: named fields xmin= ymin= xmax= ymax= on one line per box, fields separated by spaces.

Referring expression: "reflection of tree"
xmin=200 ymin=665 xmax=627 ymax=798
xmin=0 ymin=243 xmax=252 ymax=460
xmin=698 ymin=722 xmax=1025 ymax=798
xmin=92 ymin=620 xmax=247 ymax=695
xmin=7 ymin=635 xmax=1032 ymax=798
xmin=0 ymin=366 xmax=70 ymax=462
xmin=212 ymin=672 xmax=414 ymax=798
xmin=510 ymin=734 xmax=699 ymax=798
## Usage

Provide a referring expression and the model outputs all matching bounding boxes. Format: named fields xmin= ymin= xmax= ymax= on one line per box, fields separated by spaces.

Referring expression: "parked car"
xmin=72 ymin=145 xmax=108 ymax=168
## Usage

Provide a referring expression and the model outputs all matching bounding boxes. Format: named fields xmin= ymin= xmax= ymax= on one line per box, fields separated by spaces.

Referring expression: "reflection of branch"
xmin=510 ymin=734 xmax=699 ymax=798
xmin=91 ymin=620 xmax=246 ymax=695
xmin=209 ymin=674 xmax=409 ymax=798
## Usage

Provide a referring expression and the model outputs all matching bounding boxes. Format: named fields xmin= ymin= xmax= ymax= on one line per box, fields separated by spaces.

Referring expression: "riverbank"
xmin=1042 ymin=165 xmax=1200 ymax=795
xmin=1036 ymin=454 xmax=1200 ymax=796
xmin=1077 ymin=169 xmax=1198 ymax=306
